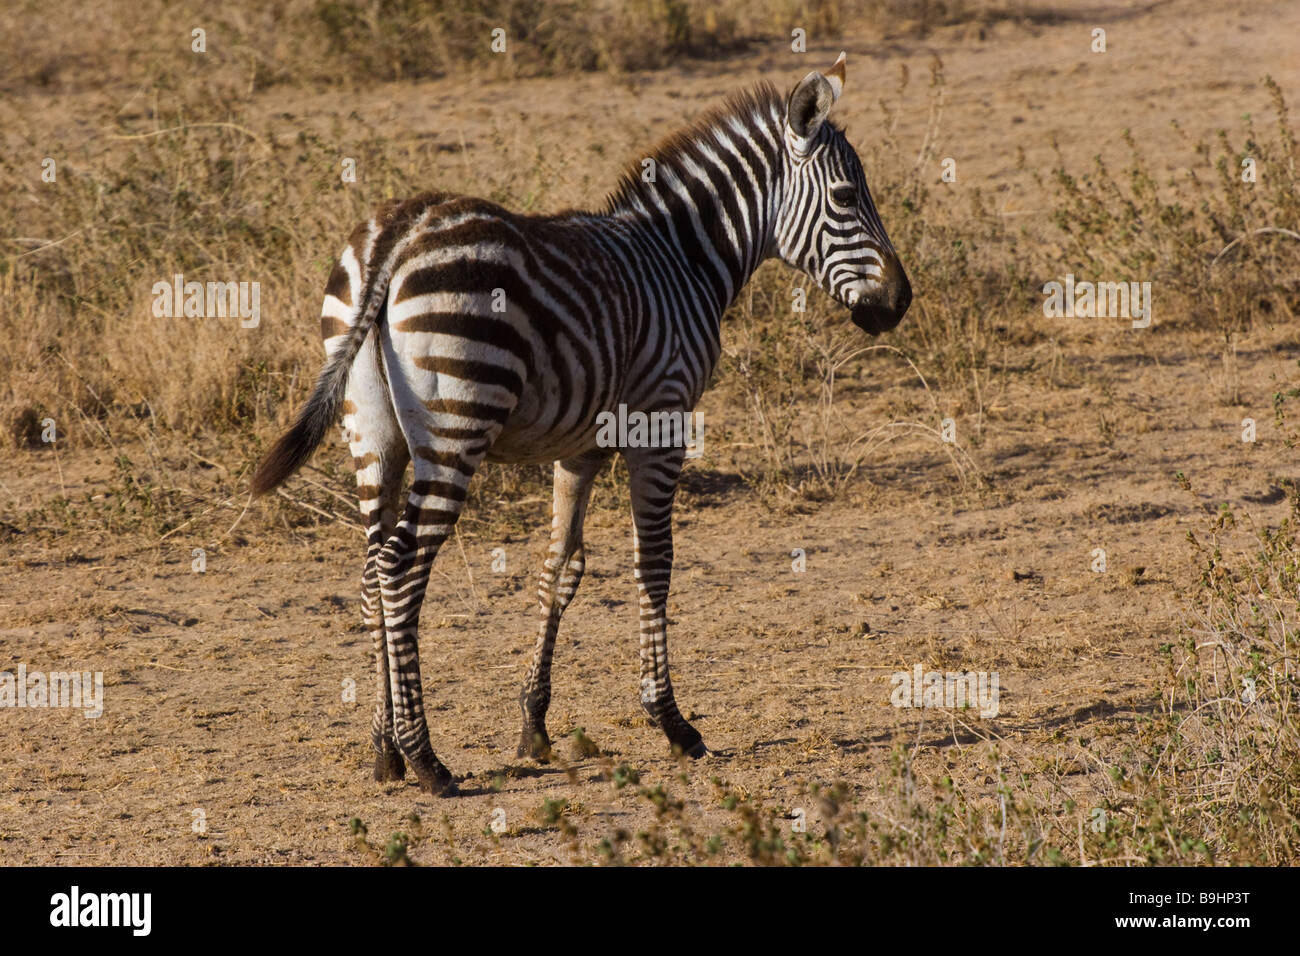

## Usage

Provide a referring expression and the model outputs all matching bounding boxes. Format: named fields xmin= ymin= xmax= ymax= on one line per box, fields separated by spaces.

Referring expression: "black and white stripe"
xmin=251 ymin=52 xmax=911 ymax=795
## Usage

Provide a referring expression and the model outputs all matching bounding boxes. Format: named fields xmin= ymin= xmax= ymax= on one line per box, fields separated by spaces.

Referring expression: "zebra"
xmin=251 ymin=52 xmax=911 ymax=795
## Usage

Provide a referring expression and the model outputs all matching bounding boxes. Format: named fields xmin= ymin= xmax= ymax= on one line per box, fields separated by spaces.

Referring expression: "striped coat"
xmin=252 ymin=52 xmax=911 ymax=795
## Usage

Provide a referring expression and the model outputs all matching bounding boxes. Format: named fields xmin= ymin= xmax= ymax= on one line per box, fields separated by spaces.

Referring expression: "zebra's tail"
xmin=249 ymin=265 xmax=391 ymax=497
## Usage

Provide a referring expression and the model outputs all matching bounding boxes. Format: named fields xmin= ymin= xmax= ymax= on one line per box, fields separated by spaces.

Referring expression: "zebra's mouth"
xmin=850 ymin=301 xmax=904 ymax=336
xmin=846 ymin=262 xmax=911 ymax=335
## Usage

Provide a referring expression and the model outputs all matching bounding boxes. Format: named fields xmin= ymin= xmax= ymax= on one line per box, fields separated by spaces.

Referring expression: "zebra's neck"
xmin=598 ymin=84 xmax=787 ymax=328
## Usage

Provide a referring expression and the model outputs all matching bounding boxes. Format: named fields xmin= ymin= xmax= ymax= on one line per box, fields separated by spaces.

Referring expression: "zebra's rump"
xmin=369 ymin=204 xmax=625 ymax=465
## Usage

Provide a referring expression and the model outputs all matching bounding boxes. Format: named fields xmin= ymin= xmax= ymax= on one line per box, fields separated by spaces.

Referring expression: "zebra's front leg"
xmin=518 ymin=451 xmax=608 ymax=760
xmin=625 ymin=444 xmax=706 ymax=758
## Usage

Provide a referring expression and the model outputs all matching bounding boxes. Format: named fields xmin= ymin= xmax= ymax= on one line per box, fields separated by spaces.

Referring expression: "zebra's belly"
xmin=485 ymin=420 xmax=599 ymax=465
xmin=484 ymin=382 xmax=603 ymax=464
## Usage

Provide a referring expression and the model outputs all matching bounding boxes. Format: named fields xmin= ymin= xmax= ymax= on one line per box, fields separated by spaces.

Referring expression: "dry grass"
xmin=0 ymin=0 xmax=1042 ymax=94
xmin=3 ymin=4 xmax=1295 ymax=529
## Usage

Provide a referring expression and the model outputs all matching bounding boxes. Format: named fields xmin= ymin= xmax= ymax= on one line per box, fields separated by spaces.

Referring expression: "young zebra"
xmin=251 ymin=53 xmax=911 ymax=795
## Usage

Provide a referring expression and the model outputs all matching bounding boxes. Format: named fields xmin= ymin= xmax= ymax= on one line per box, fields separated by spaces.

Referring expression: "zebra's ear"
xmin=785 ymin=52 xmax=846 ymax=156
xmin=825 ymin=51 xmax=847 ymax=101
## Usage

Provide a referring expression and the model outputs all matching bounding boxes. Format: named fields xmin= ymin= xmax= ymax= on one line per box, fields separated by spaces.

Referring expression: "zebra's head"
xmin=775 ymin=52 xmax=912 ymax=335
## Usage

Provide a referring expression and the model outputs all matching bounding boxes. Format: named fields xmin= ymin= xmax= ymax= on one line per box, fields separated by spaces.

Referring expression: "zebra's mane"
xmin=599 ymin=81 xmax=786 ymax=216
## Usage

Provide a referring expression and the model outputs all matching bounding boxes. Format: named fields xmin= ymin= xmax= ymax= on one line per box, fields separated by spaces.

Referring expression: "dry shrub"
xmin=1047 ymin=77 xmax=1300 ymax=337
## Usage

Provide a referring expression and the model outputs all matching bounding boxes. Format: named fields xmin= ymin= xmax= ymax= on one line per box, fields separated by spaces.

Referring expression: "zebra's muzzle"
xmin=848 ymin=256 xmax=911 ymax=335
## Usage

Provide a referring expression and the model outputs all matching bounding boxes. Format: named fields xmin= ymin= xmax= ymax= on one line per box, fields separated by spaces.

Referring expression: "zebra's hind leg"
xmin=361 ymin=467 xmax=409 ymax=783
xmin=517 ymin=450 xmax=610 ymax=760
xmin=333 ymin=312 xmax=412 ymax=782
xmin=366 ymin=544 xmax=405 ymax=783
xmin=625 ymin=444 xmax=706 ymax=758
xmin=341 ymin=345 xmax=411 ymax=783
xmin=376 ymin=439 xmax=494 ymax=797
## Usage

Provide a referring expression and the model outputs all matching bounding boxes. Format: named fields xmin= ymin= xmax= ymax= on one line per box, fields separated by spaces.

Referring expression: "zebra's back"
xmin=330 ymin=194 xmax=679 ymax=465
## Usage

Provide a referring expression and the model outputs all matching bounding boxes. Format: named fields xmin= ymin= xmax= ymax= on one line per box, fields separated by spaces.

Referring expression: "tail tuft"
xmin=250 ymin=361 xmax=348 ymax=497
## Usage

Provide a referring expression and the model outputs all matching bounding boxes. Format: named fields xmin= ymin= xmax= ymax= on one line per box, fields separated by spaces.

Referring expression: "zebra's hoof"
xmin=373 ymin=750 xmax=406 ymax=782
xmin=516 ymin=728 xmax=553 ymax=762
xmin=672 ymin=738 xmax=708 ymax=759
xmin=412 ymin=760 xmax=459 ymax=797
xmin=669 ymin=733 xmax=708 ymax=759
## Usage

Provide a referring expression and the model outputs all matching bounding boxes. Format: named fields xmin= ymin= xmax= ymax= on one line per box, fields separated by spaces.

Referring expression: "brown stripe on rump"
xmin=356 ymin=193 xmax=460 ymax=298
xmin=320 ymin=315 xmax=350 ymax=339
xmin=394 ymin=219 xmax=525 ymax=279
xmin=412 ymin=355 xmax=522 ymax=394
xmin=323 ymin=262 xmax=352 ymax=305
xmin=424 ymin=397 xmax=512 ymax=423
xmin=392 ymin=251 xmax=526 ymax=307
xmin=342 ymin=216 xmax=378 ymax=258
xmin=393 ymin=312 xmax=532 ymax=367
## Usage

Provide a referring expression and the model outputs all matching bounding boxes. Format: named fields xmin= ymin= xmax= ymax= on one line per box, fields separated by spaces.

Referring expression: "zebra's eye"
xmin=830 ymin=185 xmax=857 ymax=207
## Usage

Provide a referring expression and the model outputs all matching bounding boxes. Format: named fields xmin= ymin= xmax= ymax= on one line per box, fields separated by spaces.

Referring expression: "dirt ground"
xmin=2 ymin=0 xmax=1298 ymax=864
